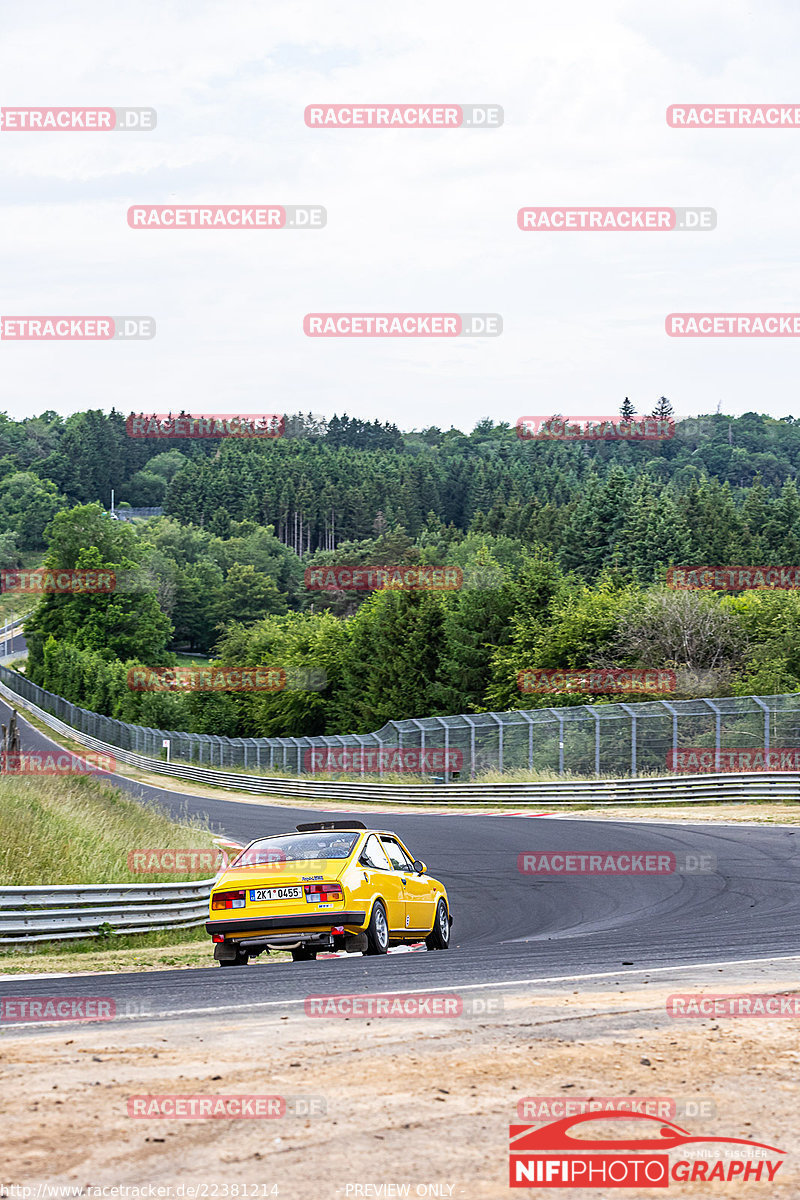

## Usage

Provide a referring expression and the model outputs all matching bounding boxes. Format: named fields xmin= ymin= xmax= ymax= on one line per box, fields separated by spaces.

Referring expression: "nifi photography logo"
xmin=509 ymin=1110 xmax=784 ymax=1188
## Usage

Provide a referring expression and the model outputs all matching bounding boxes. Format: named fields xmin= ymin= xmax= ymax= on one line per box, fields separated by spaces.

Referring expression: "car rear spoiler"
xmin=296 ymin=820 xmax=367 ymax=832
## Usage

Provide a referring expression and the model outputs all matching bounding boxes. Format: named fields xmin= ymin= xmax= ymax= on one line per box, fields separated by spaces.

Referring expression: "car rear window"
xmin=231 ymin=832 xmax=359 ymax=865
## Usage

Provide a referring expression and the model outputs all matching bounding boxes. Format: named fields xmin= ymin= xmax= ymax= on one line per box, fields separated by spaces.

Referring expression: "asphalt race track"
xmin=1 ymin=695 xmax=799 ymax=1023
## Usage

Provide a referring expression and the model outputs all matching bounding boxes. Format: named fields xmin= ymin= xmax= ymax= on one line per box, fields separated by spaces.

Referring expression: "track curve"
xmin=1 ymin=696 xmax=798 ymax=1024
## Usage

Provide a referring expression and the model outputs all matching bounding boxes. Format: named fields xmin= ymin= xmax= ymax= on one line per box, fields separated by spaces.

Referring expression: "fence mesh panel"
xmin=1 ymin=665 xmax=797 ymax=779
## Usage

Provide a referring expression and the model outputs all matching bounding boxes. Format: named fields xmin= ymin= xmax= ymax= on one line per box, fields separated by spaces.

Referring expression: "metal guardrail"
xmin=0 ymin=617 xmax=25 ymax=633
xmin=0 ymin=616 xmax=28 ymax=665
xmin=0 ymin=676 xmax=797 ymax=807
xmin=0 ymin=877 xmax=217 ymax=945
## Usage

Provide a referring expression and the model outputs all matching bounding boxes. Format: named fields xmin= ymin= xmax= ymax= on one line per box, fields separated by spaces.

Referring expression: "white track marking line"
xmin=3 ymin=954 xmax=799 ymax=1029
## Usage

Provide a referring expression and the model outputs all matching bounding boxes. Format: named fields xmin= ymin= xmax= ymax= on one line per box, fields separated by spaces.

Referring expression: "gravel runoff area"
xmin=2 ymin=956 xmax=798 ymax=1197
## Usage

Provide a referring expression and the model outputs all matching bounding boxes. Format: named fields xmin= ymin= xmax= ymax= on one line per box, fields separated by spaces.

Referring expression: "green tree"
xmin=0 ymin=472 xmax=68 ymax=549
xmin=25 ymin=505 xmax=172 ymax=676
xmin=334 ymin=588 xmax=447 ymax=731
xmin=214 ymin=563 xmax=287 ymax=627
xmin=432 ymin=546 xmax=518 ymax=712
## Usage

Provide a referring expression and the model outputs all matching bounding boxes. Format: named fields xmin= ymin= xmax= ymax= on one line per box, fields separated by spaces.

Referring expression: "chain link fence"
xmin=1 ymin=664 xmax=798 ymax=780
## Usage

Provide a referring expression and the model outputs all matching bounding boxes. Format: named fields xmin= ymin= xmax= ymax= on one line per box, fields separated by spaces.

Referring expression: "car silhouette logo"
xmin=510 ymin=1110 xmax=785 ymax=1155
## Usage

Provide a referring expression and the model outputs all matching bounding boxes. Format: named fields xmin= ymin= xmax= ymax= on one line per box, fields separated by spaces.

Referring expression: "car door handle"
xmin=401 ymin=877 xmax=407 ymax=885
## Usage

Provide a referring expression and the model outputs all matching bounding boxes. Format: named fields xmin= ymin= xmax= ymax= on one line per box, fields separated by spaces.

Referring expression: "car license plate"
xmin=250 ymin=886 xmax=302 ymax=902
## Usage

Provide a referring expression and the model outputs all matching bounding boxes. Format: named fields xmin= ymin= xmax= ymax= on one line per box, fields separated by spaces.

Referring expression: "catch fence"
xmin=0 ymin=665 xmax=797 ymax=780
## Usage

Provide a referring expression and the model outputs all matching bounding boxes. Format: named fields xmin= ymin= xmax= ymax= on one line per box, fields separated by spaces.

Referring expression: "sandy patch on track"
xmin=552 ymin=802 xmax=800 ymax=824
xmin=2 ymin=962 xmax=798 ymax=1197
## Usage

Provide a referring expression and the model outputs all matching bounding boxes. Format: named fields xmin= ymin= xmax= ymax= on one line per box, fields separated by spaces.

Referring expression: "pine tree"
xmin=651 ymin=395 xmax=674 ymax=421
xmin=620 ymin=397 xmax=636 ymax=422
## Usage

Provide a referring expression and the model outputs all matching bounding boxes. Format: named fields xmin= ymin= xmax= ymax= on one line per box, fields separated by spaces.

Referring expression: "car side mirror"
xmin=413 ymin=859 xmax=426 ymax=874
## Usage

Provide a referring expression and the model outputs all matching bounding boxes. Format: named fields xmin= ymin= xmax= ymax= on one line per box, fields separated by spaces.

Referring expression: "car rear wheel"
xmin=426 ymin=898 xmax=451 ymax=950
xmin=291 ymin=946 xmax=317 ymax=961
xmin=365 ymin=900 xmax=390 ymax=955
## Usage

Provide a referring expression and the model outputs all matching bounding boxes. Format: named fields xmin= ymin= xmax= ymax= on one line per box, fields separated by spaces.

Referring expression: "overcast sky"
xmin=2 ymin=0 xmax=800 ymax=431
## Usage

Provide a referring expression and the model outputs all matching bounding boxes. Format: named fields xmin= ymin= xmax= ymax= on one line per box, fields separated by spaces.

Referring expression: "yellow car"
xmin=206 ymin=820 xmax=452 ymax=965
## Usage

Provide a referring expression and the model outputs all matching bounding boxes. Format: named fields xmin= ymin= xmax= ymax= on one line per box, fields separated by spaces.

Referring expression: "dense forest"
xmin=9 ymin=402 xmax=800 ymax=739
xmin=4 ymin=406 xmax=800 ymax=567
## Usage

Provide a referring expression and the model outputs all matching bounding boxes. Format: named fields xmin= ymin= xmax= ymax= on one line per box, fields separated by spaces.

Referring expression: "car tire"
xmin=425 ymin=898 xmax=451 ymax=950
xmin=291 ymin=947 xmax=317 ymax=961
xmin=364 ymin=900 xmax=390 ymax=955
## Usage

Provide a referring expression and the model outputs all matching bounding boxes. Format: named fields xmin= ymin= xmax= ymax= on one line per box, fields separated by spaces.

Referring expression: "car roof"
xmin=245 ymin=827 xmax=401 ymax=843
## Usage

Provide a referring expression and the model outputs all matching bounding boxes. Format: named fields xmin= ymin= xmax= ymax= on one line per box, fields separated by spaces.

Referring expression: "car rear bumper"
xmin=206 ymin=911 xmax=366 ymax=936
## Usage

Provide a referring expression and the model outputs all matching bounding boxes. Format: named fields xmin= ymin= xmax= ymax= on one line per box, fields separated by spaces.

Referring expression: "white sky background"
xmin=2 ymin=0 xmax=800 ymax=431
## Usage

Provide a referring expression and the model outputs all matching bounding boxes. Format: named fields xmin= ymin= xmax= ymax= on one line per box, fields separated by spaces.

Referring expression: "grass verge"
xmin=0 ymin=772 xmax=222 ymax=886
xmin=0 ymin=771 xmax=238 ymax=971
xmin=0 ymin=927 xmax=292 ymax=974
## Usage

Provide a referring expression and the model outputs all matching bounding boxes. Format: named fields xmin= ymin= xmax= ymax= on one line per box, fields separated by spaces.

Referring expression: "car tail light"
xmin=212 ymin=934 xmax=225 ymax=943
xmin=304 ymin=883 xmax=344 ymax=903
xmin=211 ymin=889 xmax=246 ymax=910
